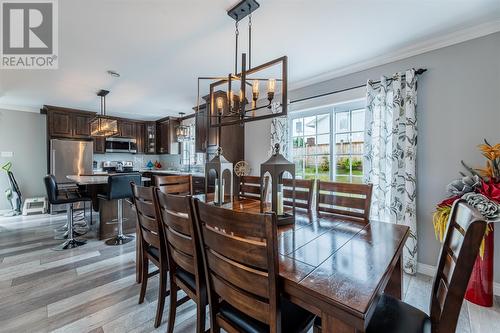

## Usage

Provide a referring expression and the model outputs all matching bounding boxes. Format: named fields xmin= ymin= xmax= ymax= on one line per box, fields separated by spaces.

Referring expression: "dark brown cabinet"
xmin=145 ymin=122 xmax=157 ymax=154
xmin=73 ymin=114 xmax=92 ymax=137
xmin=136 ymin=122 xmax=145 ymax=154
xmin=195 ymin=104 xmax=208 ymax=152
xmin=118 ymin=120 xmax=136 ymax=138
xmin=94 ymin=137 xmax=106 ymax=154
xmin=156 ymin=118 xmax=180 ymax=154
xmin=49 ymin=111 xmax=73 ymax=137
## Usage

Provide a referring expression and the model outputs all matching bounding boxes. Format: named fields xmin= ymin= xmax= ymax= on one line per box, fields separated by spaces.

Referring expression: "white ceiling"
xmin=1 ymin=0 xmax=500 ymax=120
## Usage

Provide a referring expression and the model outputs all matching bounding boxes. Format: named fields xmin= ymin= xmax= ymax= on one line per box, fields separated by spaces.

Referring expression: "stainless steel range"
xmin=102 ymin=161 xmax=135 ymax=173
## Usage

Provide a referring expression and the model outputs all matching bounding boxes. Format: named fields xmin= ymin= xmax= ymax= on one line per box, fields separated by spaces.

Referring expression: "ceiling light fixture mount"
xmin=107 ymin=70 xmax=120 ymax=78
xmin=90 ymin=89 xmax=118 ymax=137
xmin=197 ymin=0 xmax=288 ymax=130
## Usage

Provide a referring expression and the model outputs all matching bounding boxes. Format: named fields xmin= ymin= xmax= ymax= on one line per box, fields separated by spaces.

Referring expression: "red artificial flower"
xmin=437 ymin=195 xmax=461 ymax=208
xmin=478 ymin=180 xmax=500 ymax=203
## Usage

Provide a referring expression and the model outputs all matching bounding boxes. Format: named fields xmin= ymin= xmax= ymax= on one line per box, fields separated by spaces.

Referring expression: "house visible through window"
xmin=289 ymin=99 xmax=365 ymax=183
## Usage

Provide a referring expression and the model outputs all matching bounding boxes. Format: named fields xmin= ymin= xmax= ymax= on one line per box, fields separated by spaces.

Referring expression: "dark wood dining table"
xmin=193 ymin=195 xmax=410 ymax=333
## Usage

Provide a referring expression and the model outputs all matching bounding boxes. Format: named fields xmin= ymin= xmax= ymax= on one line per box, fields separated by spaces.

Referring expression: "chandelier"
xmin=90 ymin=90 xmax=118 ymax=137
xmin=176 ymin=112 xmax=191 ymax=142
xmin=197 ymin=0 xmax=288 ymax=130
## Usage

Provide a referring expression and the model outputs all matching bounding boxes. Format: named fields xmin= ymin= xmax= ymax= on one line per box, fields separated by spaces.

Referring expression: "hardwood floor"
xmin=0 ymin=213 xmax=498 ymax=332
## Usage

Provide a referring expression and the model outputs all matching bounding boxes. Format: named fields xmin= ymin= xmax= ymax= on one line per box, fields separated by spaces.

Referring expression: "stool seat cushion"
xmin=219 ymin=296 xmax=315 ymax=333
xmin=366 ymin=294 xmax=431 ymax=333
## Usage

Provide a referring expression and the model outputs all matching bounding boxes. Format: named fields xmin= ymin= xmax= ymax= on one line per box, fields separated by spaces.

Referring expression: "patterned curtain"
xmin=364 ymin=69 xmax=418 ymax=274
xmin=269 ymin=102 xmax=289 ymax=158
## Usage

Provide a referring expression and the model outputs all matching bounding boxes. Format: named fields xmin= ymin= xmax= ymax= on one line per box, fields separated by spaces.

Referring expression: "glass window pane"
xmin=317 ymin=134 xmax=330 ymax=156
xmin=292 ymin=137 xmax=305 ymax=149
xmin=351 ymin=109 xmax=365 ymax=132
xmin=352 ymin=155 xmax=363 ymax=179
xmin=304 ymin=156 xmax=316 ymax=180
xmin=351 ymin=132 xmax=364 ymax=154
xmin=294 ymin=157 xmax=305 ymax=179
xmin=304 ymin=136 xmax=316 ymax=155
xmin=304 ymin=116 xmax=316 ymax=135
xmin=335 ymin=155 xmax=350 ymax=183
xmin=292 ymin=118 xmax=303 ymax=137
xmin=317 ymin=155 xmax=330 ymax=181
xmin=317 ymin=113 xmax=330 ymax=134
xmin=335 ymin=112 xmax=349 ymax=133
xmin=335 ymin=133 xmax=350 ymax=155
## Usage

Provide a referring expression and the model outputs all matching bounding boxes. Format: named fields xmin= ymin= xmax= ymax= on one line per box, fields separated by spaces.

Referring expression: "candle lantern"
xmin=260 ymin=143 xmax=295 ymax=225
xmin=205 ymin=147 xmax=233 ymax=206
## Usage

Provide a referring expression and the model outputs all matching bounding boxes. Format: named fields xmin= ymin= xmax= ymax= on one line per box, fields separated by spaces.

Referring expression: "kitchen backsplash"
xmin=93 ymin=153 xmax=182 ymax=170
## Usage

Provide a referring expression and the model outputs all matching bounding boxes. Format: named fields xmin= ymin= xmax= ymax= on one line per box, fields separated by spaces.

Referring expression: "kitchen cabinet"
xmin=94 ymin=137 xmax=106 ymax=154
xmin=145 ymin=122 xmax=157 ymax=154
xmin=73 ymin=114 xmax=92 ymax=137
xmin=46 ymin=106 xmax=96 ymax=138
xmin=156 ymin=118 xmax=180 ymax=154
xmin=118 ymin=120 xmax=136 ymax=138
xmin=135 ymin=122 xmax=145 ymax=154
xmin=195 ymin=104 xmax=207 ymax=152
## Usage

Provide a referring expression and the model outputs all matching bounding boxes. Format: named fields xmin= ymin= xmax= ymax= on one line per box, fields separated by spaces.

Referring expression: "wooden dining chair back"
xmin=155 ymin=175 xmax=192 ymax=195
xmin=193 ymin=199 xmax=282 ymax=332
xmin=239 ymin=175 xmax=269 ymax=200
xmin=130 ymin=183 xmax=169 ymax=328
xmin=429 ymin=200 xmax=487 ymax=333
xmin=316 ymin=180 xmax=373 ymax=221
xmin=282 ymin=178 xmax=314 ymax=212
xmin=154 ymin=189 xmax=206 ymax=333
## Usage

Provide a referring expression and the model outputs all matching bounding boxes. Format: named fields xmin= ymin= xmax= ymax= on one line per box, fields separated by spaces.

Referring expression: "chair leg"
xmin=196 ymin=298 xmax=207 ymax=333
xmin=154 ymin=268 xmax=167 ymax=328
xmin=167 ymin=279 xmax=178 ymax=333
xmin=139 ymin=256 xmax=149 ymax=304
xmin=106 ymin=199 xmax=134 ymax=245
xmin=53 ymin=203 xmax=86 ymax=251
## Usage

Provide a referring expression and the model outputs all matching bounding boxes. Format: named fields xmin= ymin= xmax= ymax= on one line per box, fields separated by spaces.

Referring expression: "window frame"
xmin=288 ymin=98 xmax=365 ymax=183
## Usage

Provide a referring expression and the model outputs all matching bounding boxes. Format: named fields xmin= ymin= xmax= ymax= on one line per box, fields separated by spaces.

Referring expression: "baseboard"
xmin=417 ymin=262 xmax=500 ymax=296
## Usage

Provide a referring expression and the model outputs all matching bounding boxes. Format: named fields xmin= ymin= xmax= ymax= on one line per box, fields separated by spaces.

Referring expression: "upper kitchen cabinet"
xmin=144 ymin=122 xmax=157 ymax=154
xmin=156 ymin=118 xmax=180 ymax=154
xmin=135 ymin=122 xmax=145 ymax=154
xmin=194 ymin=103 xmax=208 ymax=153
xmin=118 ymin=120 xmax=136 ymax=138
xmin=44 ymin=106 xmax=96 ymax=138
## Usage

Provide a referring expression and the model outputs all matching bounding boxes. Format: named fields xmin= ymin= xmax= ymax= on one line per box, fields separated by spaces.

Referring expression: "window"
xmin=289 ymin=100 xmax=365 ymax=183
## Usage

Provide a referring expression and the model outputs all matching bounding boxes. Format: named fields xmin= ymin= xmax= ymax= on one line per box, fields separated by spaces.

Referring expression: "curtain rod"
xmin=289 ymin=68 xmax=427 ymax=105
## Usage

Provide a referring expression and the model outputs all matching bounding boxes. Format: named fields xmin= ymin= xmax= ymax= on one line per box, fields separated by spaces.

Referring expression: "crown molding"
xmin=0 ymin=104 xmax=40 ymax=113
xmin=290 ymin=19 xmax=500 ymax=91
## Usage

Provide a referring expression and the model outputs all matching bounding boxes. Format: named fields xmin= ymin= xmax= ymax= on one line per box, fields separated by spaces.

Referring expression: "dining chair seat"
xmin=366 ymin=294 xmax=431 ymax=333
xmin=219 ymin=297 xmax=315 ymax=333
xmin=176 ymin=268 xmax=196 ymax=291
xmin=146 ymin=246 xmax=160 ymax=260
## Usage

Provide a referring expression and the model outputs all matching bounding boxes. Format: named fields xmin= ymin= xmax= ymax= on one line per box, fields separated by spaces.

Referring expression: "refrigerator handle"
xmin=51 ymin=149 xmax=56 ymax=175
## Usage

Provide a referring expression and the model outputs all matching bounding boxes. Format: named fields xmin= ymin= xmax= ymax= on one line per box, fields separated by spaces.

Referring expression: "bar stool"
xmin=98 ymin=174 xmax=141 ymax=246
xmin=44 ymin=175 xmax=91 ymax=251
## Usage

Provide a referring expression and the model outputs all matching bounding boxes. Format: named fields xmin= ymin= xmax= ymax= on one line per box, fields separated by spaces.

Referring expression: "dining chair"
xmin=154 ymin=190 xmax=205 ymax=333
xmin=130 ymin=183 xmax=169 ymax=328
xmin=282 ymin=178 xmax=314 ymax=212
xmin=239 ymin=175 xmax=269 ymax=200
xmin=155 ymin=175 xmax=193 ymax=195
xmin=192 ymin=199 xmax=316 ymax=333
xmin=316 ymin=180 xmax=373 ymax=221
xmin=366 ymin=200 xmax=487 ymax=333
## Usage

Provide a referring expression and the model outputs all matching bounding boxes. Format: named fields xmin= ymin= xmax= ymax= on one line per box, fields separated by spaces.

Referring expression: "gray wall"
xmin=245 ymin=32 xmax=500 ymax=282
xmin=0 ymin=109 xmax=47 ymax=211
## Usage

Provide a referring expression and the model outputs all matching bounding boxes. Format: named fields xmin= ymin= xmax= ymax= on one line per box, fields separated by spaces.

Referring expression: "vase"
xmin=465 ymin=223 xmax=494 ymax=307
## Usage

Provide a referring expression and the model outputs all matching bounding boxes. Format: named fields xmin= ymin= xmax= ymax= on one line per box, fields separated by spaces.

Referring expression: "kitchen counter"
xmin=139 ymin=169 xmax=205 ymax=178
xmin=67 ymin=175 xmax=151 ymax=185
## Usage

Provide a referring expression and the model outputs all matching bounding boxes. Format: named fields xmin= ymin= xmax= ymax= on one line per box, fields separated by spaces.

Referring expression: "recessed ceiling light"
xmin=107 ymin=70 xmax=120 ymax=78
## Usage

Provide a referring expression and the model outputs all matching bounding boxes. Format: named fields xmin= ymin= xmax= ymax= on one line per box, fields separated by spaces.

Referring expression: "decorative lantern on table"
xmin=205 ymin=147 xmax=233 ymax=206
xmin=260 ymin=143 xmax=295 ymax=225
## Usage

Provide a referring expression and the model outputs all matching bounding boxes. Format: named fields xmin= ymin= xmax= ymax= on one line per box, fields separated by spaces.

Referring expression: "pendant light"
xmin=176 ymin=112 xmax=191 ymax=142
xmin=90 ymin=89 xmax=118 ymax=137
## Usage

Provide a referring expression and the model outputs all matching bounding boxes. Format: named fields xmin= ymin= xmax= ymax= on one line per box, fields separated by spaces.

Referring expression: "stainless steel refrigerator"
xmin=50 ymin=139 xmax=93 ymax=212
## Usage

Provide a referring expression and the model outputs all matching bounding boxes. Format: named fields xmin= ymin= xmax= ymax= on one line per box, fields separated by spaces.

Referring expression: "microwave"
xmin=105 ymin=137 xmax=137 ymax=153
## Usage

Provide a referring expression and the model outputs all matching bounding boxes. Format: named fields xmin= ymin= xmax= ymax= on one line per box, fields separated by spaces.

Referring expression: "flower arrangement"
xmin=432 ymin=140 xmax=500 ymax=257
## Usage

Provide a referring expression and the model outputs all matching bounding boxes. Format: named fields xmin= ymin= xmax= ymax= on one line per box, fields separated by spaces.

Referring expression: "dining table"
xmin=192 ymin=194 xmax=410 ymax=333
